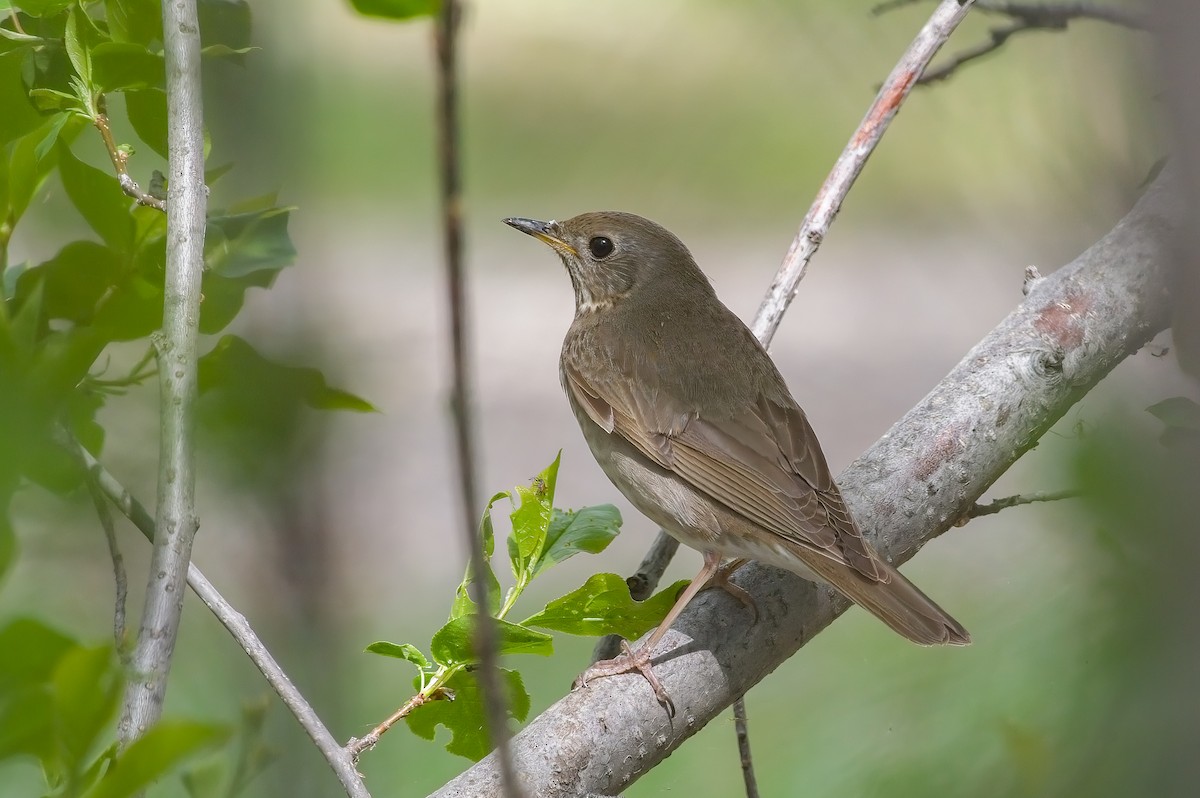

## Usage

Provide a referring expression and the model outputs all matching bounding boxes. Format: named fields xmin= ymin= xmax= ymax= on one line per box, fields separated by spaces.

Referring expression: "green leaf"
xmin=10 ymin=116 xmax=75 ymax=224
xmin=0 ymin=136 xmax=7 ymax=214
xmin=91 ymin=42 xmax=164 ymax=92
xmin=205 ymin=207 xmax=296 ymax=278
xmin=10 ymin=277 xmax=44 ymax=354
xmin=530 ymin=503 xmax=622 ymax=579
xmin=0 ymin=514 xmax=14 ymax=586
xmin=11 ymin=1 xmax=75 ymax=17
xmin=0 ymin=51 xmax=42 ymax=145
xmin=53 ymin=644 xmax=122 ymax=766
xmin=365 ymin=641 xmax=431 ymax=669
xmin=16 ymin=240 xmax=122 ymax=323
xmin=197 ymin=0 xmax=251 ymax=63
xmin=347 ymin=0 xmax=440 ymax=21
xmin=506 ymin=453 xmax=560 ymax=581
xmin=405 ymin=667 xmax=528 ymax=761
xmin=35 ymin=110 xmax=74 ymax=161
xmin=84 ymin=720 xmax=231 ymax=798
xmin=57 ymin=141 xmax=135 ymax=252
xmin=430 ymin=616 xmax=552 ymax=666
xmin=450 ymin=491 xmax=507 ymax=620
xmin=125 ymin=88 xmax=167 ymax=158
xmin=0 ymin=618 xmax=76 ymax=695
xmin=180 ymin=761 xmax=224 ymax=798
xmin=199 ymin=44 xmax=257 ymax=59
xmin=0 ymin=682 xmax=53 ymax=763
xmin=198 ymin=335 xmax=375 ymax=412
xmin=28 ymin=86 xmax=81 ymax=112
xmin=105 ymin=0 xmax=163 ymax=46
xmin=65 ymin=4 xmax=102 ymax=90
xmin=522 ymin=573 xmax=690 ymax=639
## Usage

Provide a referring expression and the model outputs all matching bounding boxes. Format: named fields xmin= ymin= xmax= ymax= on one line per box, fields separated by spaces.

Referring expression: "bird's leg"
xmin=702 ymin=558 xmax=757 ymax=622
xmin=573 ymin=552 xmax=723 ymax=716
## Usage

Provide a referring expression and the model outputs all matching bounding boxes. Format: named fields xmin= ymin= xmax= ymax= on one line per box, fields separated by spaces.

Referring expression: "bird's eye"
xmin=588 ymin=236 xmax=614 ymax=259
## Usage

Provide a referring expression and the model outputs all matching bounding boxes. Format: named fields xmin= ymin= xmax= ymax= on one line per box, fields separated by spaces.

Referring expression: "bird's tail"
xmin=802 ymin=552 xmax=971 ymax=646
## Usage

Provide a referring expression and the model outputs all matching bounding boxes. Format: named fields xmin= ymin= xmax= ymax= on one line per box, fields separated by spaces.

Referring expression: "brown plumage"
xmin=505 ymin=211 xmax=968 ymax=705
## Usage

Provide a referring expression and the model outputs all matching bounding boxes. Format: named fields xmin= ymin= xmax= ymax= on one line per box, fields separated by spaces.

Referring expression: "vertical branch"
xmin=117 ymin=0 xmax=207 ymax=746
xmin=436 ymin=0 xmax=477 ymax=519
xmin=434 ymin=2 xmax=520 ymax=796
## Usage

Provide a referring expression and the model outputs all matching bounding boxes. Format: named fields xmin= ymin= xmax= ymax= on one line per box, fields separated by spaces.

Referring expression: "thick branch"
xmin=118 ymin=0 xmax=207 ymax=745
xmin=430 ymin=172 xmax=1179 ymax=798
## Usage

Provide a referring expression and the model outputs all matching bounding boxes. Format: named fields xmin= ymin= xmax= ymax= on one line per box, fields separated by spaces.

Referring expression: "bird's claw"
xmin=572 ymin=640 xmax=675 ymax=717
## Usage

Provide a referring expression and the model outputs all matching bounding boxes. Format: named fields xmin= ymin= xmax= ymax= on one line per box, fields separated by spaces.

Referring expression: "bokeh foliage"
xmin=0 ymin=2 xmax=369 ymax=794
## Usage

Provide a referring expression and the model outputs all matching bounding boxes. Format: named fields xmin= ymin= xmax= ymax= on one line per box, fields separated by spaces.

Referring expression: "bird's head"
xmin=504 ymin=211 xmax=710 ymax=315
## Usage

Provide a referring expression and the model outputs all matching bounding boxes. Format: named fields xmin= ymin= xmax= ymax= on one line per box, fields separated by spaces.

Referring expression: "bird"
xmin=504 ymin=211 xmax=969 ymax=708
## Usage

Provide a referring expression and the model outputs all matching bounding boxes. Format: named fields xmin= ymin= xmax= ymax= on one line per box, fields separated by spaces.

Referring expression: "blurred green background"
xmin=3 ymin=0 xmax=1196 ymax=796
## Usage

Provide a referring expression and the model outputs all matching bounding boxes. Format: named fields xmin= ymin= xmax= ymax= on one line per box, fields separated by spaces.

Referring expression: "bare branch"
xmin=76 ymin=444 xmax=372 ymax=798
xmin=910 ymin=2 xmax=1148 ymax=85
xmin=733 ymin=698 xmax=760 ymax=798
xmin=752 ymin=0 xmax=977 ymax=343
xmin=963 ymin=489 xmax=1082 ymax=520
xmin=975 ymin=2 xmax=1146 ymax=29
xmin=432 ymin=0 xmax=519 ymax=794
xmin=430 ymin=169 xmax=1180 ymax=798
xmin=118 ymin=0 xmax=207 ymax=747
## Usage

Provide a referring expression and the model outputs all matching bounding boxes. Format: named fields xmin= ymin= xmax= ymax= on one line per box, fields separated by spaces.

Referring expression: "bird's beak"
xmin=503 ymin=217 xmax=578 ymax=257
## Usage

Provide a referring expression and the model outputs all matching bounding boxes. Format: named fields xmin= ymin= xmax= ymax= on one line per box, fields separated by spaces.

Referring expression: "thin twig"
xmin=433 ymin=1 xmax=519 ymax=795
xmin=346 ymin=688 xmax=451 ymax=758
xmin=74 ymin=443 xmax=372 ymax=798
xmin=890 ymin=1 xmax=1149 ymax=85
xmin=732 ymin=697 xmax=760 ymax=798
xmin=84 ymin=464 xmax=129 ymax=665
xmin=753 ymin=0 xmax=977 ymax=343
xmin=962 ymin=488 xmax=1082 ymax=521
xmin=94 ymin=98 xmax=166 ymax=212
xmin=974 ymin=1 xmax=1146 ymax=28
xmin=117 ymin=0 xmax=206 ymax=749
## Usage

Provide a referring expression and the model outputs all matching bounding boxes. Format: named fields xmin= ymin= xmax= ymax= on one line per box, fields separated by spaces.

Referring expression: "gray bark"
xmin=117 ymin=0 xmax=207 ymax=745
xmin=430 ymin=172 xmax=1181 ymax=797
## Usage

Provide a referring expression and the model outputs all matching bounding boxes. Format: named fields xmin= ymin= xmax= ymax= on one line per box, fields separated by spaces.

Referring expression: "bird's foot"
xmin=702 ymin=558 xmax=758 ymax=622
xmin=573 ymin=639 xmax=675 ymax=716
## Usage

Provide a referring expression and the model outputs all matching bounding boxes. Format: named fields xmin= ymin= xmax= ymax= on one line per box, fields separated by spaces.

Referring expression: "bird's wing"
xmin=564 ymin=363 xmax=885 ymax=581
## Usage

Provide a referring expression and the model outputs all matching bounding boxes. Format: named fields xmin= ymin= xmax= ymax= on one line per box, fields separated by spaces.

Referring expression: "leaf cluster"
xmin=0 ymin=1 xmax=371 ymax=577
xmin=366 ymin=454 xmax=688 ymax=761
xmin=0 ymin=2 xmax=370 ymax=793
xmin=0 ymin=617 xmax=253 ymax=798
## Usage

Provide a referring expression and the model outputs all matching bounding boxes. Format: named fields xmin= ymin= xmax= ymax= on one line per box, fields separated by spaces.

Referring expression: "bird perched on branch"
xmin=505 ymin=211 xmax=969 ymax=710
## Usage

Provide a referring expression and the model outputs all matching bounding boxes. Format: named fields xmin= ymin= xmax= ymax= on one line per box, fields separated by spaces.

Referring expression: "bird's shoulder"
xmin=562 ymin=290 xmax=782 ymax=416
